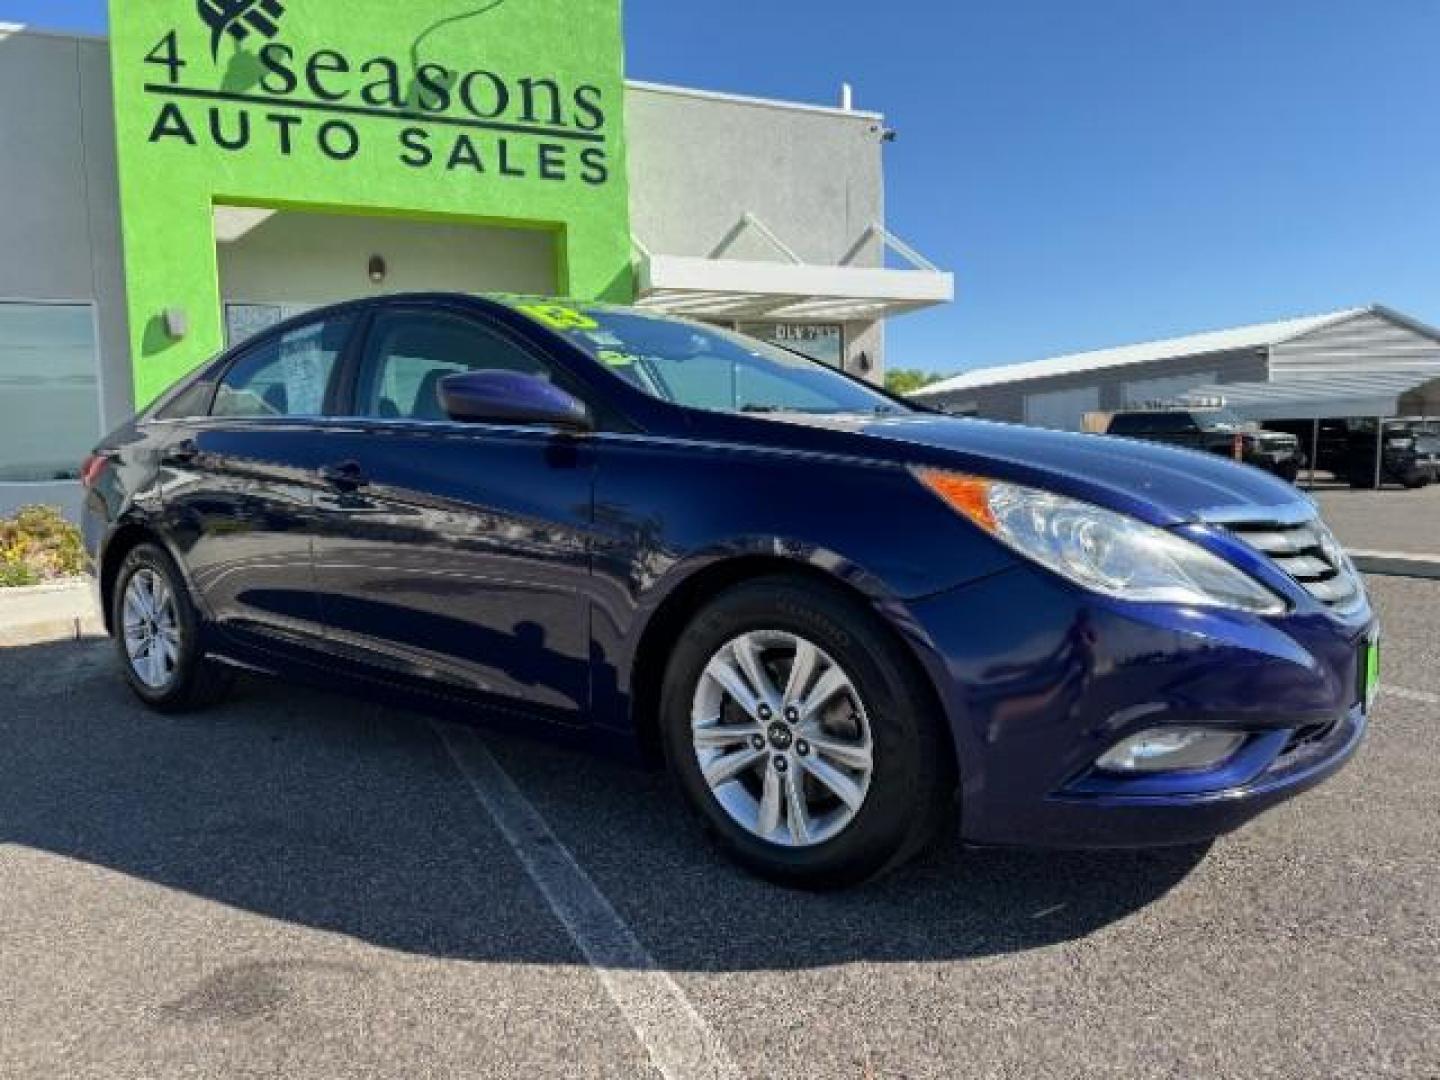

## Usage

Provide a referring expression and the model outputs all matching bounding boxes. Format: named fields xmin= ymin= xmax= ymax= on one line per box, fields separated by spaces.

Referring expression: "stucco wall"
xmin=0 ymin=32 xmax=129 ymax=519
xmin=626 ymin=83 xmax=888 ymax=374
xmin=626 ymin=84 xmax=885 ymax=265
xmin=218 ymin=211 xmax=557 ymax=308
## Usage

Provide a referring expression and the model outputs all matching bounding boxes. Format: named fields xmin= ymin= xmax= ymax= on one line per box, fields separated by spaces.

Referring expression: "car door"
xmin=161 ymin=310 xmax=359 ymax=652
xmin=309 ymin=304 xmax=595 ymax=723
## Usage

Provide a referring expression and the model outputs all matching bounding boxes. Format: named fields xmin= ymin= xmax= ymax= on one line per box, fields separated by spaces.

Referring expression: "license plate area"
xmin=1358 ymin=635 xmax=1381 ymax=713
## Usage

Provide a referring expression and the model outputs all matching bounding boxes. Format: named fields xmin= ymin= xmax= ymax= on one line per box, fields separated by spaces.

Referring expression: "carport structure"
xmin=1187 ymin=367 xmax=1440 ymax=487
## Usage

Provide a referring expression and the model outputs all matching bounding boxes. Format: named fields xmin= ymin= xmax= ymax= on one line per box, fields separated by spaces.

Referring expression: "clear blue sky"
xmin=6 ymin=0 xmax=1438 ymax=375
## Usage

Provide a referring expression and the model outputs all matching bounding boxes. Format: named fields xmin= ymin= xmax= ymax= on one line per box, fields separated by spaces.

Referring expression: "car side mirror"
xmin=438 ymin=371 xmax=592 ymax=431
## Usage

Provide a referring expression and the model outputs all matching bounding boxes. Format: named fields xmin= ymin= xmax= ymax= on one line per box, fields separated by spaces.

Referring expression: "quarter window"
xmin=356 ymin=311 xmax=551 ymax=421
xmin=0 ymin=302 xmax=100 ymax=482
xmin=212 ymin=315 xmax=353 ymax=418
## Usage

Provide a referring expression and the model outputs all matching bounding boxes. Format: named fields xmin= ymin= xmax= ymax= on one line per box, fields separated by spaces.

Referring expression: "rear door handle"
xmin=319 ymin=460 xmax=367 ymax=491
xmin=162 ymin=438 xmax=198 ymax=466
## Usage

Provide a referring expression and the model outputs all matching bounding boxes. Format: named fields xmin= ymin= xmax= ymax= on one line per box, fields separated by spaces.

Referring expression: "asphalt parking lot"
xmin=2 ymin=577 xmax=1437 ymax=1079
xmin=1313 ymin=483 xmax=1440 ymax=557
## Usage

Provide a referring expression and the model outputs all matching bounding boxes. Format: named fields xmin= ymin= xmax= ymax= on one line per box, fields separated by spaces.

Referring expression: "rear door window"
xmin=212 ymin=314 xmax=354 ymax=418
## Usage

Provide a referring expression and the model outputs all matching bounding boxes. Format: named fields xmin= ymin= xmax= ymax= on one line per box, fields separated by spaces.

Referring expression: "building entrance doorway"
xmin=215 ymin=206 xmax=559 ymax=347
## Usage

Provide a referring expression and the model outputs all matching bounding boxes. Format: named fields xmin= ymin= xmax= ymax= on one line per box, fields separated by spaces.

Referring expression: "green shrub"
xmin=0 ymin=505 xmax=88 ymax=588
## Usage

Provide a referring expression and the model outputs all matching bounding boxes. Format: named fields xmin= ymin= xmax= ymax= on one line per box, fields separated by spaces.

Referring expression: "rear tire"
xmin=112 ymin=542 xmax=233 ymax=713
xmin=659 ymin=576 xmax=953 ymax=889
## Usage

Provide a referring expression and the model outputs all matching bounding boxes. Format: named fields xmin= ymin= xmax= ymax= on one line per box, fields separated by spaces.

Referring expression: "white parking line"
xmin=433 ymin=722 xmax=740 ymax=1080
xmin=1383 ymin=685 xmax=1440 ymax=706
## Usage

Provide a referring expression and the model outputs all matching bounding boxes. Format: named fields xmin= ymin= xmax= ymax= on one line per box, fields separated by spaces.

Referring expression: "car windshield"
xmin=506 ymin=301 xmax=909 ymax=416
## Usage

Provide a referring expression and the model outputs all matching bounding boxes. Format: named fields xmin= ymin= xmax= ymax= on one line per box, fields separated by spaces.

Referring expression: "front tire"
xmin=659 ymin=576 xmax=953 ymax=888
xmin=112 ymin=542 xmax=233 ymax=712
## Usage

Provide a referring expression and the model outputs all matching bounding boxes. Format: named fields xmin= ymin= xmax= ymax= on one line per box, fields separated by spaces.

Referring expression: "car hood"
xmin=762 ymin=413 xmax=1314 ymax=527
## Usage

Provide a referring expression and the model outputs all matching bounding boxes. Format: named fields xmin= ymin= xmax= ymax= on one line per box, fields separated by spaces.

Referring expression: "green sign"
xmin=109 ymin=0 xmax=633 ymax=404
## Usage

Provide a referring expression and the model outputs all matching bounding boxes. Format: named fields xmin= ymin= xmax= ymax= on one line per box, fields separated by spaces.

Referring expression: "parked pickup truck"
xmin=1106 ymin=407 xmax=1305 ymax=482
xmin=1264 ymin=418 xmax=1436 ymax=490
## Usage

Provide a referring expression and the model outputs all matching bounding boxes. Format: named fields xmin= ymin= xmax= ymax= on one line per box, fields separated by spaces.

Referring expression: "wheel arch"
xmin=97 ymin=522 xmax=190 ymax=635
xmin=626 ymin=555 xmax=957 ymax=778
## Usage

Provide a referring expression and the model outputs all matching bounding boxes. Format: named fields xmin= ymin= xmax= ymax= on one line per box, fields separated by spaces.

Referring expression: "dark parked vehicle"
xmin=82 ymin=294 xmax=1377 ymax=887
xmin=1415 ymin=430 xmax=1440 ymax=478
xmin=1265 ymin=418 xmax=1435 ymax=489
xmin=1106 ymin=407 xmax=1305 ymax=481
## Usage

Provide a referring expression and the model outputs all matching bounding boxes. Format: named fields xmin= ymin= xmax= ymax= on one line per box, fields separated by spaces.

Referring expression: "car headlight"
xmin=913 ymin=469 xmax=1286 ymax=614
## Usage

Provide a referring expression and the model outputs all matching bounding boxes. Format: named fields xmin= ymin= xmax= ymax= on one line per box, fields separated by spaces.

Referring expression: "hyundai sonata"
xmin=82 ymin=294 xmax=1378 ymax=887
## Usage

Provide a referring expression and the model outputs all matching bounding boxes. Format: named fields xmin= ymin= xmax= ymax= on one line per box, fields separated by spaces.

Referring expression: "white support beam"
xmin=639 ymin=254 xmax=952 ymax=305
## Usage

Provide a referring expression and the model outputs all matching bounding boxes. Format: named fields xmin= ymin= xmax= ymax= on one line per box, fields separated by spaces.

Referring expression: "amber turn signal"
xmin=912 ymin=469 xmax=997 ymax=532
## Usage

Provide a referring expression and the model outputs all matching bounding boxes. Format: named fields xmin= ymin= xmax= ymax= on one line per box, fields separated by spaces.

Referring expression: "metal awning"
xmin=1187 ymin=368 xmax=1440 ymax=420
xmin=633 ymin=215 xmax=954 ymax=323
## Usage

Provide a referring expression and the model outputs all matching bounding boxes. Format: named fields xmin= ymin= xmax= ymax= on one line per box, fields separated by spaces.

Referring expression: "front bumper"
xmin=903 ymin=565 xmax=1374 ymax=849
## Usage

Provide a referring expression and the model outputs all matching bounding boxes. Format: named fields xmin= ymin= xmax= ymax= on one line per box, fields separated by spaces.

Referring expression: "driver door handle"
xmin=319 ymin=460 xmax=368 ymax=491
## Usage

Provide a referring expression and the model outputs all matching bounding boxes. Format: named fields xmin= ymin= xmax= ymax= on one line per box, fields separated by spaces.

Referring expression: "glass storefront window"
xmin=0 ymin=302 xmax=100 ymax=482
xmin=738 ymin=323 xmax=845 ymax=368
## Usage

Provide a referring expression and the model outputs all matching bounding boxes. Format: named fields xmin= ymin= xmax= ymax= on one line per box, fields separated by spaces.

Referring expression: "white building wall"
xmin=0 ymin=32 xmax=129 ymax=520
xmin=625 ymin=83 xmax=888 ymax=376
xmin=1023 ymin=386 xmax=1099 ymax=431
xmin=1121 ymin=371 xmax=1218 ymax=408
xmin=218 ymin=211 xmax=557 ymax=316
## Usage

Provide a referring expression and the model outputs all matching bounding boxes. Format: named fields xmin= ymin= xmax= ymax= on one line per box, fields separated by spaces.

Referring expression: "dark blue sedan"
xmin=81 ymin=293 xmax=1379 ymax=887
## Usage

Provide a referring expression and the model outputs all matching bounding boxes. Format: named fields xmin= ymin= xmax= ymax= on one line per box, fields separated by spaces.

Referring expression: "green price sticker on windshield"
xmin=517 ymin=304 xmax=599 ymax=333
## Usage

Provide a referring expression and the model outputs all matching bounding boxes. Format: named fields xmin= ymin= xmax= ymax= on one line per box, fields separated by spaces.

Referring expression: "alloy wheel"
xmin=691 ymin=630 xmax=875 ymax=847
xmin=122 ymin=568 xmax=181 ymax=690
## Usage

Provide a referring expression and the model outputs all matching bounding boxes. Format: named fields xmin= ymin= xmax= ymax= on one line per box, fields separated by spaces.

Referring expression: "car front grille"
xmin=1225 ymin=518 xmax=1363 ymax=611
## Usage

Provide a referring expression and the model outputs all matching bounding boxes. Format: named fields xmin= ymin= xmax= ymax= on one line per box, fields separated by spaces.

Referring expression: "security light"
xmin=163 ymin=308 xmax=188 ymax=340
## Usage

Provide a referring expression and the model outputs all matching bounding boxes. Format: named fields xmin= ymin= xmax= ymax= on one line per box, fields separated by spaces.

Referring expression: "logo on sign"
xmin=196 ymin=0 xmax=287 ymax=60
xmin=141 ymin=1 xmax=612 ymax=188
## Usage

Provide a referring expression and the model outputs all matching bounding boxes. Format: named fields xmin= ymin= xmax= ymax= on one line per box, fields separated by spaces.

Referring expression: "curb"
xmin=0 ymin=615 xmax=105 ymax=647
xmin=1352 ymin=551 xmax=1440 ymax=580
xmin=0 ymin=578 xmax=104 ymax=648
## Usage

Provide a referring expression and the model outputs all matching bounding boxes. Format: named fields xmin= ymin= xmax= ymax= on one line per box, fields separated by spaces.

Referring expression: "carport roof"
xmin=913 ymin=304 xmax=1440 ymax=399
xmin=1186 ymin=367 xmax=1440 ymax=420
xmin=912 ymin=308 xmax=1374 ymax=398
